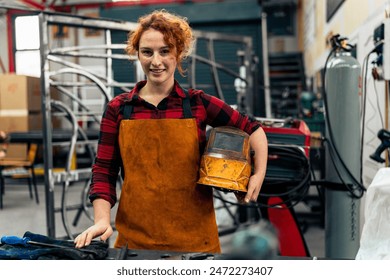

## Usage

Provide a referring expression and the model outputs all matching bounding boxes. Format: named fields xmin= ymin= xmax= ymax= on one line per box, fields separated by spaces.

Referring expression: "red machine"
xmin=261 ymin=117 xmax=311 ymax=157
xmin=257 ymin=117 xmax=312 ymax=257
xmin=259 ymin=118 xmax=311 ymax=182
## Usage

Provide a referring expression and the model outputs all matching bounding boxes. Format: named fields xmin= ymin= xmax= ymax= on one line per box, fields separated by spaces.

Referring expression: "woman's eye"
xmin=161 ymin=49 xmax=170 ymax=55
xmin=141 ymin=50 xmax=152 ymax=56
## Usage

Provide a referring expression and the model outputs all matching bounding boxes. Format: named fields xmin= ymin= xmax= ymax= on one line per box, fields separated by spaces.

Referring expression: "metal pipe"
xmin=261 ymin=12 xmax=272 ymax=118
xmin=39 ymin=12 xmax=56 ymax=238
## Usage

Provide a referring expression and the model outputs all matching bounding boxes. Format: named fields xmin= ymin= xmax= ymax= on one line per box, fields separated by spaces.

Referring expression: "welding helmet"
xmin=198 ymin=126 xmax=251 ymax=193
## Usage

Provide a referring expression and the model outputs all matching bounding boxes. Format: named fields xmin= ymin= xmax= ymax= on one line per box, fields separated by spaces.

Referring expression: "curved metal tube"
xmin=49 ymin=67 xmax=112 ymax=103
xmin=48 ymin=55 xmax=133 ymax=93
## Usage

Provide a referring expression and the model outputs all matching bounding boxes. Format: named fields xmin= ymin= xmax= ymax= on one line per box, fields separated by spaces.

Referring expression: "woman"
xmin=75 ymin=9 xmax=268 ymax=253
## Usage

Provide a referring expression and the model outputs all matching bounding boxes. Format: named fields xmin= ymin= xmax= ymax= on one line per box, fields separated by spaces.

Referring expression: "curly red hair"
xmin=126 ymin=9 xmax=194 ymax=76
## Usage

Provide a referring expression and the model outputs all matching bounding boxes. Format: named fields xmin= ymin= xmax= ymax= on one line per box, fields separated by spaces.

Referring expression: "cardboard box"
xmin=0 ymin=74 xmax=41 ymax=159
xmin=0 ymin=74 xmax=68 ymax=159
xmin=0 ymin=74 xmax=62 ymax=159
xmin=0 ymin=74 xmax=41 ymax=111
xmin=0 ymin=114 xmax=42 ymax=159
xmin=0 ymin=113 xmax=42 ymax=131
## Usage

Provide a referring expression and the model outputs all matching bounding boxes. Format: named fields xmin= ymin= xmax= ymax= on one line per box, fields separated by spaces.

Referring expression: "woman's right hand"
xmin=74 ymin=221 xmax=113 ymax=248
xmin=74 ymin=198 xmax=113 ymax=248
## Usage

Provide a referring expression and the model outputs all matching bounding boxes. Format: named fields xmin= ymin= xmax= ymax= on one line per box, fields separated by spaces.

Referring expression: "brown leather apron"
xmin=114 ymin=94 xmax=221 ymax=253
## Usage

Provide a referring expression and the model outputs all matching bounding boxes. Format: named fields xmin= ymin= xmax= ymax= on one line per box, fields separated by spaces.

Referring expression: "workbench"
xmin=106 ymin=248 xmax=220 ymax=260
xmin=5 ymin=130 xmax=100 ymax=239
xmin=7 ymin=129 xmax=99 ymax=144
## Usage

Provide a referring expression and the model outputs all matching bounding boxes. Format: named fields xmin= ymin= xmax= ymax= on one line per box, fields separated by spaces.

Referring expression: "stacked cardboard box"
xmin=0 ymin=74 xmax=43 ymax=159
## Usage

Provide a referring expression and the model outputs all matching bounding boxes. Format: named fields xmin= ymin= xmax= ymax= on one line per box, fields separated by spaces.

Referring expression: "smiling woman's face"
xmin=138 ymin=29 xmax=177 ymax=86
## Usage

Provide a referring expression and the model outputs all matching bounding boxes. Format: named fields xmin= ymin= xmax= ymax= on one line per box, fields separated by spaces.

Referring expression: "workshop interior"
xmin=0 ymin=0 xmax=389 ymax=260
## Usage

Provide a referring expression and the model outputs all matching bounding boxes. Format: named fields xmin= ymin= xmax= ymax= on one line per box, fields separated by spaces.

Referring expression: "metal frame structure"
xmin=38 ymin=12 xmax=139 ymax=238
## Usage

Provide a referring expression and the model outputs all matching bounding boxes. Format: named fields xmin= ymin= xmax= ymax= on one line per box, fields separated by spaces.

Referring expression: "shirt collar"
xmin=172 ymin=81 xmax=188 ymax=98
xmin=126 ymin=80 xmax=187 ymax=102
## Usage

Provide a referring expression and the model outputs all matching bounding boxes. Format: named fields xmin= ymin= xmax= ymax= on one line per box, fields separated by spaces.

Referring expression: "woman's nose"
xmin=151 ymin=53 xmax=162 ymax=66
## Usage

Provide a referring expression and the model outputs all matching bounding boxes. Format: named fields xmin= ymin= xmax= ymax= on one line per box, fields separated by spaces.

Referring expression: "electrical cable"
xmin=259 ymin=149 xmax=310 ymax=195
xmin=359 ymin=42 xmax=386 ymax=180
xmin=373 ymin=79 xmax=385 ymax=128
xmin=213 ymin=144 xmax=311 ymax=209
xmin=364 ymin=77 xmax=383 ymax=150
xmin=214 ymin=173 xmax=310 ymax=209
xmin=360 ymin=50 xmax=374 ymax=182
xmin=357 ymin=40 xmax=386 ymax=178
xmin=309 ymin=160 xmax=325 ymax=209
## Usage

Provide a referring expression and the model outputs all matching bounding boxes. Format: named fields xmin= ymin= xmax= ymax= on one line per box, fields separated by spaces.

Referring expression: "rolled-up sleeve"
xmin=201 ymin=92 xmax=261 ymax=134
xmin=89 ymin=99 xmax=122 ymax=207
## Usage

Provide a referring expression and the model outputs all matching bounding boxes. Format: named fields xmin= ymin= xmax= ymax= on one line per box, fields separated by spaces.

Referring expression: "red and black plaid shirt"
xmin=90 ymin=80 xmax=261 ymax=205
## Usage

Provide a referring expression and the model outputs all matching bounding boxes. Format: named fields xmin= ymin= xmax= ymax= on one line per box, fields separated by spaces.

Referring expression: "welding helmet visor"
xmin=198 ymin=126 xmax=251 ymax=192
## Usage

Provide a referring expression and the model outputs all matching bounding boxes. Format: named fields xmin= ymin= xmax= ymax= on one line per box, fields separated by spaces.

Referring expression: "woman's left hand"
xmin=244 ymin=173 xmax=264 ymax=203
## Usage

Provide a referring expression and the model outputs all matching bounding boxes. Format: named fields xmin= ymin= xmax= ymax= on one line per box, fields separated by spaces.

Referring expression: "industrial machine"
xmin=257 ymin=117 xmax=312 ymax=257
xmin=259 ymin=117 xmax=311 ymax=197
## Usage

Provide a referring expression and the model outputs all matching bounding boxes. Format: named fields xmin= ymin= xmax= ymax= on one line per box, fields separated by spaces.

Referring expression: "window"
xmin=14 ymin=15 xmax=41 ymax=77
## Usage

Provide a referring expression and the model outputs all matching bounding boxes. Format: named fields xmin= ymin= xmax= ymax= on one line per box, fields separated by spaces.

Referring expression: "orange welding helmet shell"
xmin=198 ymin=126 xmax=251 ymax=193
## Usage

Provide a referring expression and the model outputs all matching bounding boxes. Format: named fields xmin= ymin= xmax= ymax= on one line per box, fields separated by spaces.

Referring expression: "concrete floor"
xmin=0 ymin=177 xmax=325 ymax=258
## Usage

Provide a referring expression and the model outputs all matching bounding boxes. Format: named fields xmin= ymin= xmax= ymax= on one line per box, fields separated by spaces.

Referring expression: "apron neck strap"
xmin=123 ymin=89 xmax=193 ymax=120
xmin=182 ymin=89 xmax=192 ymax=119
xmin=123 ymin=102 xmax=133 ymax=120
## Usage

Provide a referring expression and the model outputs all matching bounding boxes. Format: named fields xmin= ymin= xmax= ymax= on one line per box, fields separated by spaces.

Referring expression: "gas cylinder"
xmin=324 ymin=47 xmax=361 ymax=259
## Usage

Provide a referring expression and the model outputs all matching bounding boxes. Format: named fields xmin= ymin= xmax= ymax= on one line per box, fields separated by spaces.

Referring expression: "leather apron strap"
xmin=115 ymin=93 xmax=220 ymax=253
